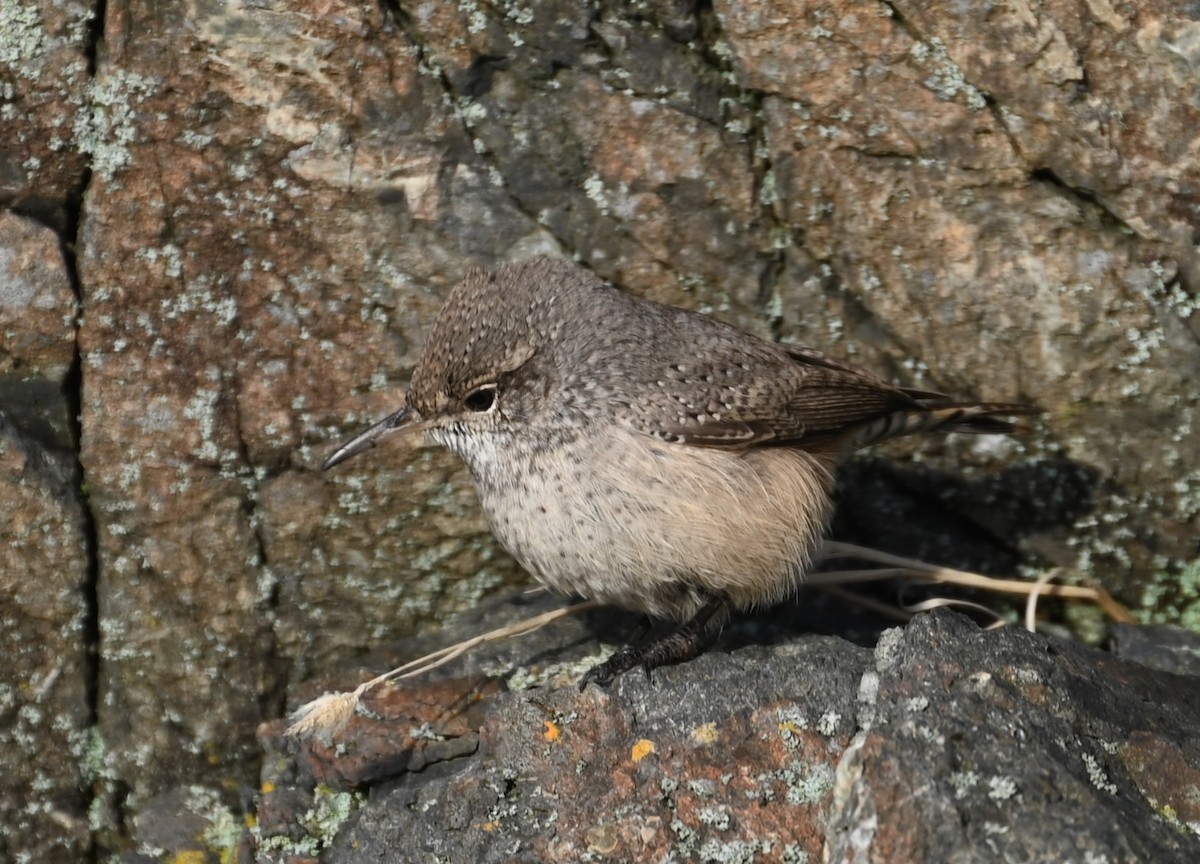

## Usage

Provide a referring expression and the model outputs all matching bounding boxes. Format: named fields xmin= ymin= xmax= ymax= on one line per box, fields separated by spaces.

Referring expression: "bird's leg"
xmin=580 ymin=597 xmax=727 ymax=690
xmin=577 ymin=616 xmax=652 ymax=691
xmin=637 ymin=597 xmax=727 ymax=676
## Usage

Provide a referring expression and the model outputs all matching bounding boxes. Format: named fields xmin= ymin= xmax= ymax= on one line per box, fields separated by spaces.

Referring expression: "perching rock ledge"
xmin=249 ymin=600 xmax=1200 ymax=864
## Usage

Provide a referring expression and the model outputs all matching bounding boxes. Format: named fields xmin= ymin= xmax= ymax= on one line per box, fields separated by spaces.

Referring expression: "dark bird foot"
xmin=579 ymin=598 xmax=727 ymax=690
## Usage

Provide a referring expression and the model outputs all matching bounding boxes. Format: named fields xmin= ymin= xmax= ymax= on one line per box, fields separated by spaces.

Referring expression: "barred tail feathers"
xmin=848 ymin=402 xmax=1037 ymax=451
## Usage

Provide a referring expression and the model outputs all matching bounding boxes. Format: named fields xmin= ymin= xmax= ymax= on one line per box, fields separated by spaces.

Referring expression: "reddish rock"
xmin=76 ymin=0 xmax=527 ymax=826
xmin=0 ymin=211 xmax=75 ymax=375
xmin=0 ymin=0 xmax=92 ymax=223
xmin=291 ymin=675 xmax=504 ymax=790
xmin=0 ymin=420 xmax=90 ymax=862
xmin=893 ymin=0 xmax=1200 ymax=283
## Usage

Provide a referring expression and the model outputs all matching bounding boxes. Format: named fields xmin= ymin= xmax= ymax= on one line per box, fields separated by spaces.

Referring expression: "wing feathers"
xmin=630 ymin=341 xmax=1031 ymax=452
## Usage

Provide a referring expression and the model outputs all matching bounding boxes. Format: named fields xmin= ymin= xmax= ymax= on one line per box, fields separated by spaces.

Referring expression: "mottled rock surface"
xmin=1 ymin=0 xmax=1198 ymax=859
xmin=252 ymin=601 xmax=1200 ymax=864
xmin=0 ymin=0 xmax=92 ymax=225
xmin=0 ymin=209 xmax=77 ymax=447
xmin=0 ymin=416 xmax=90 ymax=863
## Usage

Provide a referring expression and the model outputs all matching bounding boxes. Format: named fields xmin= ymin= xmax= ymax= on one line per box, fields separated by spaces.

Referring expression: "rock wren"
xmin=324 ymin=257 xmax=1032 ymax=686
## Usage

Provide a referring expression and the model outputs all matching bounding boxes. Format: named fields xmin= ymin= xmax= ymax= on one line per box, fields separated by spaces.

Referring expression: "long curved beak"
xmin=321 ymin=406 xmax=425 ymax=471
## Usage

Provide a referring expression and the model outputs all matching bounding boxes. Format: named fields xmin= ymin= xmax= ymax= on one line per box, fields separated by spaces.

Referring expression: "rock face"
xmin=1 ymin=0 xmax=1198 ymax=858
xmin=251 ymin=602 xmax=1200 ymax=863
xmin=0 ymin=211 xmax=78 ymax=447
xmin=0 ymin=0 xmax=92 ymax=227
xmin=0 ymin=153 xmax=89 ymax=864
xmin=0 ymin=416 xmax=91 ymax=862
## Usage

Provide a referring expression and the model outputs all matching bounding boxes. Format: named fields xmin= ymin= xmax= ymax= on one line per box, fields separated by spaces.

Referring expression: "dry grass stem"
xmin=806 ymin=568 xmax=910 ymax=585
xmin=818 ymin=540 xmax=1133 ymax=628
xmin=904 ymin=597 xmax=1007 ymax=629
xmin=815 ymin=580 xmax=1005 ymax=629
xmin=1025 ymin=567 xmax=1067 ymax=633
xmin=813 ymin=584 xmax=913 ymax=622
xmin=284 ymin=691 xmax=361 ymax=743
xmin=285 ymin=599 xmax=600 ymax=742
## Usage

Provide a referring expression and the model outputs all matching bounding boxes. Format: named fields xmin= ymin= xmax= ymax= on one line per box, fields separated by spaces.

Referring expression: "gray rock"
xmin=1111 ymin=622 xmax=1200 ymax=679
xmin=255 ymin=601 xmax=1200 ymax=863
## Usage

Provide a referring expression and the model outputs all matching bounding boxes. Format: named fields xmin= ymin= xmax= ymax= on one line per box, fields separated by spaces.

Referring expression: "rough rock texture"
xmin=77 ymin=0 xmax=524 ymax=835
xmin=0 ymin=415 xmax=91 ymax=863
xmin=0 ymin=30 xmax=92 ymax=851
xmin=0 ymin=209 xmax=77 ymax=448
xmin=251 ymin=602 xmax=1200 ymax=863
xmin=717 ymin=0 xmax=1200 ymax=587
xmin=0 ymin=0 xmax=92 ymax=226
xmin=1111 ymin=621 xmax=1200 ymax=678
xmin=2 ymin=0 xmax=1199 ymax=858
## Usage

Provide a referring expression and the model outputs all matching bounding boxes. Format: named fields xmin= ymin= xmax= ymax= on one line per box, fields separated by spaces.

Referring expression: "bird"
xmin=323 ymin=256 xmax=1034 ymax=687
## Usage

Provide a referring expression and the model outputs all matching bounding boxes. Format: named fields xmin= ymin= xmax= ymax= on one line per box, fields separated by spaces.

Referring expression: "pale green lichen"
xmin=987 ymin=775 xmax=1017 ymax=801
xmin=73 ymin=69 xmax=158 ymax=181
xmin=135 ymin=244 xmax=185 ymax=280
xmin=79 ymin=725 xmax=109 ymax=786
xmin=754 ymin=760 xmax=833 ymax=806
xmin=1082 ymin=753 xmax=1118 ymax=796
xmin=1140 ymin=559 xmax=1200 ymax=633
xmin=696 ymin=804 xmax=731 ymax=831
xmin=904 ymin=696 xmax=930 ymax=713
xmin=910 ymin=37 xmax=988 ymax=109
xmin=688 ymin=778 xmax=718 ymax=798
xmin=816 ymin=710 xmax=842 ymax=737
xmin=697 ymin=838 xmax=774 ymax=863
xmin=758 ymin=169 xmax=778 ymax=207
xmin=181 ymin=388 xmax=222 ymax=463
xmin=0 ymin=1 xmax=46 ymax=72
xmin=505 ymin=645 xmax=614 ymax=690
xmin=782 ymin=845 xmax=810 ymax=864
xmin=583 ymin=174 xmax=609 ymax=214
xmin=186 ymin=786 xmax=244 ymax=860
xmin=949 ymin=769 xmax=979 ymax=799
xmin=256 ymin=786 xmax=362 ymax=855
xmin=504 ymin=1 xmax=534 ymax=27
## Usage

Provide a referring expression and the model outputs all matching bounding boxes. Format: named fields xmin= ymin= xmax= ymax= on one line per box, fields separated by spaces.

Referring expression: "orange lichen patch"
xmin=481 ymin=820 xmax=500 ymax=832
xmin=172 ymin=852 xmax=206 ymax=864
xmin=631 ymin=739 xmax=656 ymax=762
xmin=691 ymin=722 xmax=719 ymax=745
xmin=261 ymin=781 xmax=277 ymax=794
xmin=544 ymin=720 xmax=562 ymax=743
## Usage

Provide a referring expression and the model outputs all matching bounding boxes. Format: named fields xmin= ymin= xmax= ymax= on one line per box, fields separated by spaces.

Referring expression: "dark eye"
xmin=463 ymin=384 xmax=497 ymax=413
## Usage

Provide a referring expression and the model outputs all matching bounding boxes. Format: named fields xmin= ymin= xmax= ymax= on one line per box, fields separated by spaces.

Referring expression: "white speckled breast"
xmin=445 ymin=421 xmax=836 ymax=621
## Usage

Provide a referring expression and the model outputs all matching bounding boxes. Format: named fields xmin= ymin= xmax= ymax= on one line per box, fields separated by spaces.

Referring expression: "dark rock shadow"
xmin=832 ymin=454 xmax=1102 ymax=573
